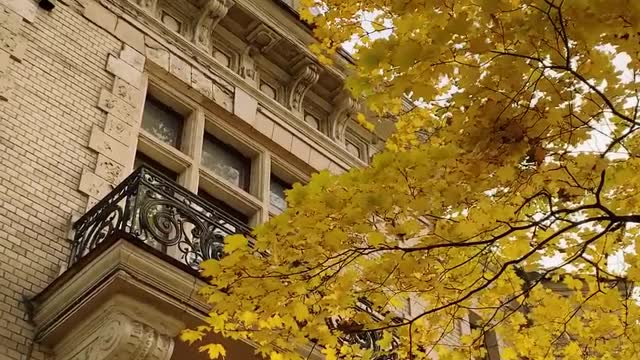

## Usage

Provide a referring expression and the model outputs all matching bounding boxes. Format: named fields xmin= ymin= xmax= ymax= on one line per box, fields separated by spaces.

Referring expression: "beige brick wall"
xmin=0 ymin=2 xmax=122 ymax=359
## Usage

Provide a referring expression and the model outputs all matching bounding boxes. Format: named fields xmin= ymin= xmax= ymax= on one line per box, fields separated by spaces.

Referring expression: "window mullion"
xmin=180 ymin=107 xmax=205 ymax=192
xmin=257 ymin=151 xmax=271 ymax=224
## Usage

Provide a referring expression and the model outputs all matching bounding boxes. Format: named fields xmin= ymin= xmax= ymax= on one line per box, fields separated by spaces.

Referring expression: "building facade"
xmin=0 ymin=0 xmax=391 ymax=359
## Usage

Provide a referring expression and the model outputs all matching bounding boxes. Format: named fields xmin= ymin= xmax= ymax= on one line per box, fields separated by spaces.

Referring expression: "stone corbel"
xmin=54 ymin=296 xmax=182 ymax=360
xmin=328 ymin=91 xmax=359 ymax=142
xmin=193 ymin=0 xmax=235 ymax=50
xmin=135 ymin=0 xmax=158 ymax=13
xmin=240 ymin=45 xmax=259 ymax=86
xmin=286 ymin=59 xmax=320 ymax=114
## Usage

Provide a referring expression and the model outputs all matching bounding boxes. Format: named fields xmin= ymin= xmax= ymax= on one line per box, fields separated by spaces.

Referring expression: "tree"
xmin=183 ymin=1 xmax=640 ymax=359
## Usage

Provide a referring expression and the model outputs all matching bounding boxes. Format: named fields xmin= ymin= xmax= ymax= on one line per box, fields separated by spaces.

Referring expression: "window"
xmin=201 ymin=133 xmax=251 ymax=190
xmin=133 ymin=152 xmax=178 ymax=180
xmin=141 ymin=97 xmax=184 ymax=149
xmin=269 ymin=175 xmax=290 ymax=212
xmin=198 ymin=190 xmax=249 ymax=225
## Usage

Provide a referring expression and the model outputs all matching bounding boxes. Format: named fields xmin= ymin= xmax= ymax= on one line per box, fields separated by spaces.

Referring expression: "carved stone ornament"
xmin=135 ymin=0 xmax=158 ymax=13
xmin=54 ymin=295 xmax=182 ymax=360
xmin=240 ymin=45 xmax=259 ymax=85
xmin=286 ymin=60 xmax=320 ymax=113
xmin=246 ymin=23 xmax=281 ymax=53
xmin=193 ymin=0 xmax=235 ymax=50
xmin=328 ymin=91 xmax=359 ymax=142
xmin=62 ymin=310 xmax=174 ymax=360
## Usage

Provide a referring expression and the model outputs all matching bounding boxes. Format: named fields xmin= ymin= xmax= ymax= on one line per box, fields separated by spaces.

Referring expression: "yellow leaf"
xmin=199 ymin=344 xmax=227 ymax=359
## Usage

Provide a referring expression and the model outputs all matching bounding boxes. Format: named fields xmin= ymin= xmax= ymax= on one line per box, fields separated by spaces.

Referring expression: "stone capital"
xmin=193 ymin=0 xmax=235 ymax=50
xmin=328 ymin=90 xmax=359 ymax=142
xmin=55 ymin=295 xmax=182 ymax=360
xmin=286 ymin=59 xmax=320 ymax=114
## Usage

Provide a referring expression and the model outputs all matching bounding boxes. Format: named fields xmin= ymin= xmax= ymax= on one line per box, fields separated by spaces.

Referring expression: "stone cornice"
xmin=98 ymin=0 xmax=366 ymax=169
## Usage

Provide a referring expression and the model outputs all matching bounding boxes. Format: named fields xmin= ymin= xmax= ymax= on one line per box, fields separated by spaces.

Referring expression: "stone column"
xmin=54 ymin=295 xmax=183 ymax=360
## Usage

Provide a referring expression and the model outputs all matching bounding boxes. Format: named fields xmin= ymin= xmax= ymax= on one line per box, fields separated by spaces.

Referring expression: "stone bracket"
xmin=135 ymin=0 xmax=158 ymax=14
xmin=286 ymin=58 xmax=319 ymax=114
xmin=328 ymin=90 xmax=358 ymax=142
xmin=193 ymin=0 xmax=234 ymax=51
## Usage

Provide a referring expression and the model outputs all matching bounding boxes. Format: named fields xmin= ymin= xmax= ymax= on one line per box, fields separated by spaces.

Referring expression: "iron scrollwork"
xmin=70 ymin=166 xmax=251 ymax=270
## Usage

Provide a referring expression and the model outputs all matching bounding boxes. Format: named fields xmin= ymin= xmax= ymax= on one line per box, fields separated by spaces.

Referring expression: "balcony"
xmin=70 ymin=165 xmax=251 ymax=270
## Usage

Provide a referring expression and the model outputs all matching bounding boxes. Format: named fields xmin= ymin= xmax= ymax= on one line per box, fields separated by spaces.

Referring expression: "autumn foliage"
xmin=183 ymin=1 xmax=640 ymax=359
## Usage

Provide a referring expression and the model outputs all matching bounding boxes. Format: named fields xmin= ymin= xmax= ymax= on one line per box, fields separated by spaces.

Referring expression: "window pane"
xmin=201 ymin=134 xmax=250 ymax=190
xmin=133 ymin=152 xmax=178 ymax=180
xmin=142 ymin=97 xmax=183 ymax=148
xmin=270 ymin=176 xmax=289 ymax=212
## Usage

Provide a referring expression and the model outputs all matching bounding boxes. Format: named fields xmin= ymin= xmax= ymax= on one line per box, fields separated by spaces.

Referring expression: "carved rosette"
xmin=328 ymin=91 xmax=359 ymax=142
xmin=286 ymin=61 xmax=320 ymax=114
xmin=68 ymin=311 xmax=174 ymax=360
xmin=135 ymin=0 xmax=158 ymax=13
xmin=193 ymin=0 xmax=235 ymax=50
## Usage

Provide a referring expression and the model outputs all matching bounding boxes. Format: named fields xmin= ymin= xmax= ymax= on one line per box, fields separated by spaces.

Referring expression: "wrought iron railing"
xmin=70 ymin=166 xmax=251 ymax=269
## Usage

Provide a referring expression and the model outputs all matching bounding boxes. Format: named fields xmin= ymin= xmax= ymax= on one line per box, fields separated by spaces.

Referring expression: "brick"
xmin=0 ymin=0 xmax=37 ymax=23
xmin=272 ymin=124 xmax=293 ymax=151
xmin=104 ymin=114 xmax=135 ymax=145
xmin=114 ymin=19 xmax=145 ymax=53
xmin=0 ymin=72 xmax=13 ymax=100
xmin=94 ymin=154 xmax=125 ymax=184
xmin=106 ymin=54 xmax=143 ymax=88
xmin=191 ymin=67 xmax=212 ymax=99
xmin=97 ymin=89 xmax=138 ymax=124
xmin=169 ymin=54 xmax=191 ymax=84
xmin=0 ymin=26 xmax=25 ymax=60
xmin=78 ymin=170 xmax=112 ymax=199
xmin=119 ymin=44 xmax=145 ymax=71
xmin=83 ymin=0 xmax=117 ymax=32
xmin=88 ymin=126 xmax=130 ymax=165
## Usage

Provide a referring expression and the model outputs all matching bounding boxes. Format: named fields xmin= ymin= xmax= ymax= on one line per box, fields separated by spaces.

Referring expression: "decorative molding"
xmin=286 ymin=58 xmax=319 ymax=114
xmin=246 ymin=23 xmax=280 ymax=53
xmin=192 ymin=0 xmax=234 ymax=51
xmin=328 ymin=91 xmax=358 ymax=143
xmin=135 ymin=0 xmax=157 ymax=14
xmin=99 ymin=0 xmax=365 ymax=169
xmin=239 ymin=45 xmax=259 ymax=86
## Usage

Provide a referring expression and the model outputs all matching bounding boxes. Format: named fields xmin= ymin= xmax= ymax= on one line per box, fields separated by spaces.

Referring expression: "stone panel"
xmin=144 ymin=37 xmax=169 ymax=71
xmin=104 ymin=114 xmax=135 ymax=145
xmin=309 ymin=148 xmax=332 ymax=170
xmin=0 ymin=0 xmax=37 ymax=22
xmin=83 ymin=0 xmax=117 ymax=33
xmin=272 ymin=124 xmax=293 ymax=151
xmin=88 ymin=126 xmax=130 ymax=165
xmin=191 ymin=67 xmax=212 ymax=99
xmin=112 ymin=77 xmax=141 ymax=106
xmin=114 ymin=18 xmax=145 ymax=53
xmin=169 ymin=53 xmax=191 ymax=84
xmin=254 ymin=111 xmax=275 ymax=138
xmin=97 ymin=89 xmax=137 ymax=125
xmin=291 ymin=136 xmax=311 ymax=163
xmin=119 ymin=44 xmax=145 ymax=71
xmin=233 ymin=88 xmax=256 ymax=125
xmin=78 ymin=170 xmax=113 ymax=199
xmin=95 ymin=154 xmax=125 ymax=184
xmin=106 ymin=54 xmax=143 ymax=88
